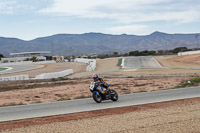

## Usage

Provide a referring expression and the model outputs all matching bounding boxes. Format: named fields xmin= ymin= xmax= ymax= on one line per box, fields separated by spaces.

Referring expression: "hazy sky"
xmin=0 ymin=0 xmax=200 ymax=40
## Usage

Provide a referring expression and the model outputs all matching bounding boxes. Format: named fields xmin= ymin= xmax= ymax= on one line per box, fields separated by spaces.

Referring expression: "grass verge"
xmin=0 ymin=68 xmax=8 ymax=71
xmin=0 ymin=101 xmax=26 ymax=107
xmin=117 ymin=58 xmax=122 ymax=67
xmin=178 ymin=76 xmax=200 ymax=88
xmin=0 ymin=81 xmax=74 ymax=92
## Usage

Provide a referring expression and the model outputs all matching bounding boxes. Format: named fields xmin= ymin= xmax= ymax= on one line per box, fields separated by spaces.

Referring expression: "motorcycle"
xmin=89 ymin=81 xmax=118 ymax=103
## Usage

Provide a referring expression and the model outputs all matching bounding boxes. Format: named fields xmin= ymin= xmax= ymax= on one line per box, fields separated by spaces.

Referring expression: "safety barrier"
xmin=0 ymin=75 xmax=29 ymax=82
xmin=33 ymin=69 xmax=73 ymax=79
xmin=74 ymin=58 xmax=96 ymax=72
xmin=86 ymin=60 xmax=96 ymax=72
xmin=121 ymin=58 xmax=125 ymax=68
xmin=178 ymin=50 xmax=200 ymax=56
xmin=74 ymin=58 xmax=91 ymax=63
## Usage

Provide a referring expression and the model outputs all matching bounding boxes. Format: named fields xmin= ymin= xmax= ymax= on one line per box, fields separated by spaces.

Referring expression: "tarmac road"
xmin=123 ymin=56 xmax=163 ymax=69
xmin=0 ymin=65 xmax=44 ymax=75
xmin=0 ymin=86 xmax=200 ymax=122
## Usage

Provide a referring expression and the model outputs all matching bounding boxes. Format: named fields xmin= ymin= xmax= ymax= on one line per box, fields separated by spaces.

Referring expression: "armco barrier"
xmin=178 ymin=50 xmax=200 ymax=56
xmin=0 ymin=75 xmax=29 ymax=82
xmin=74 ymin=58 xmax=96 ymax=72
xmin=33 ymin=69 xmax=73 ymax=79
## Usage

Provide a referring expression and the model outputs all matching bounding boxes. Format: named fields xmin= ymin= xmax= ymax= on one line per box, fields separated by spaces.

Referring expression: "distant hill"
xmin=0 ymin=31 xmax=199 ymax=56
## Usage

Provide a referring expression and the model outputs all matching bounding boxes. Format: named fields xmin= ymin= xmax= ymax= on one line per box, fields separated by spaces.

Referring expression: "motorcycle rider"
xmin=92 ymin=74 xmax=108 ymax=93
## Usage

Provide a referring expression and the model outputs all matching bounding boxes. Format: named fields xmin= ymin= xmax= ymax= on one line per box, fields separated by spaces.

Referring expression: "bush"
xmin=0 ymin=54 xmax=4 ymax=60
xmin=172 ymin=47 xmax=188 ymax=54
xmin=178 ymin=76 xmax=200 ymax=87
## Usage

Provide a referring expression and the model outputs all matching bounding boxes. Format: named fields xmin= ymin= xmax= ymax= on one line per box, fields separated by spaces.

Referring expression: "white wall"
xmin=74 ymin=58 xmax=96 ymax=72
xmin=121 ymin=58 xmax=125 ymax=68
xmin=0 ymin=75 xmax=29 ymax=82
xmin=33 ymin=69 xmax=73 ymax=79
xmin=0 ymin=69 xmax=73 ymax=81
xmin=178 ymin=50 xmax=200 ymax=56
xmin=74 ymin=58 xmax=91 ymax=63
xmin=86 ymin=60 xmax=96 ymax=72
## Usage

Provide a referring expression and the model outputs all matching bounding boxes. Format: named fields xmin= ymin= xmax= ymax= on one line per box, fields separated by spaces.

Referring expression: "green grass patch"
xmin=0 ymin=81 xmax=72 ymax=92
xmin=117 ymin=58 xmax=122 ymax=66
xmin=0 ymin=101 xmax=26 ymax=107
xmin=57 ymin=97 xmax=71 ymax=101
xmin=178 ymin=76 xmax=200 ymax=88
xmin=74 ymin=95 xmax=91 ymax=99
xmin=0 ymin=67 xmax=8 ymax=71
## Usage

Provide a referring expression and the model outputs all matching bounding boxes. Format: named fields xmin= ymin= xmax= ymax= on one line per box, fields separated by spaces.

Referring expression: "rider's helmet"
xmin=93 ymin=73 xmax=98 ymax=81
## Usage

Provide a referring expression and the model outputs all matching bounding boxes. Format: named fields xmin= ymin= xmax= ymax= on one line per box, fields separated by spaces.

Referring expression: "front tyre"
xmin=110 ymin=90 xmax=118 ymax=101
xmin=93 ymin=93 xmax=102 ymax=103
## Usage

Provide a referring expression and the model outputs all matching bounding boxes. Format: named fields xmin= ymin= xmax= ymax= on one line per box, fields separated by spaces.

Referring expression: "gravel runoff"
xmin=1 ymin=99 xmax=200 ymax=133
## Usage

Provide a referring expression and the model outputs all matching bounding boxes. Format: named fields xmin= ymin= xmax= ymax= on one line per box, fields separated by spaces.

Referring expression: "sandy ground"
xmin=156 ymin=54 xmax=200 ymax=68
xmin=1 ymin=98 xmax=200 ymax=133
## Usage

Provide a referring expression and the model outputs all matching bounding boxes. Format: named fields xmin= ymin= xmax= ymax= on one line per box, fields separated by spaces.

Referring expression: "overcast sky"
xmin=0 ymin=0 xmax=200 ymax=40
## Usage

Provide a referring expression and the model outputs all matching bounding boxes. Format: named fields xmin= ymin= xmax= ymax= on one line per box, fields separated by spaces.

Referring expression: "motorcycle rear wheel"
xmin=93 ymin=93 xmax=102 ymax=103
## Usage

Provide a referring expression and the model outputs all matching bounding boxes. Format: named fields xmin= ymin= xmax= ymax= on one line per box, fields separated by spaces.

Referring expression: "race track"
xmin=0 ymin=65 xmax=44 ymax=75
xmin=123 ymin=56 xmax=162 ymax=69
xmin=0 ymin=86 xmax=200 ymax=122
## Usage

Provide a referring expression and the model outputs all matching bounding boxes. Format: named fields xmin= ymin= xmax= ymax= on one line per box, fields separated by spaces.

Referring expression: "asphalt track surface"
xmin=124 ymin=56 xmax=162 ymax=69
xmin=0 ymin=86 xmax=200 ymax=122
xmin=0 ymin=65 xmax=44 ymax=75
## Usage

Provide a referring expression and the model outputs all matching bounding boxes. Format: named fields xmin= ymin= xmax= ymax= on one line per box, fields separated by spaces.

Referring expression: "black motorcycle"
xmin=89 ymin=81 xmax=118 ymax=103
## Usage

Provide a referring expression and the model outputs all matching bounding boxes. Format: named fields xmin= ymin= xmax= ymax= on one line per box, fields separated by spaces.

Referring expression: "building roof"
xmin=10 ymin=51 xmax=51 ymax=56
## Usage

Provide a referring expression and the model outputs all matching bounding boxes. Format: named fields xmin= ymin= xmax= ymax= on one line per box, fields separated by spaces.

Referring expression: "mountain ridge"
xmin=0 ymin=31 xmax=199 ymax=56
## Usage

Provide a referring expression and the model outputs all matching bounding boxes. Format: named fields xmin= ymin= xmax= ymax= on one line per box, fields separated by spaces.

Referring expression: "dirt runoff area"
xmin=0 ymin=76 xmax=190 ymax=106
xmin=0 ymin=98 xmax=200 ymax=133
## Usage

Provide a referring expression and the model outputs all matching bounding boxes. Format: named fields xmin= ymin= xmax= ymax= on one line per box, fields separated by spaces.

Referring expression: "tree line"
xmin=0 ymin=47 xmax=197 ymax=60
xmin=97 ymin=47 xmax=194 ymax=59
xmin=0 ymin=54 xmax=4 ymax=60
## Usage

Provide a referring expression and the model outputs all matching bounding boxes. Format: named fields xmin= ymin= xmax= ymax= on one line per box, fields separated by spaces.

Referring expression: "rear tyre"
xmin=110 ymin=90 xmax=118 ymax=101
xmin=93 ymin=93 xmax=102 ymax=103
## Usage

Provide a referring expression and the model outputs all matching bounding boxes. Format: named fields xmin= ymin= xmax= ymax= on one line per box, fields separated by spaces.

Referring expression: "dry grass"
xmin=0 ymin=77 xmax=189 ymax=107
xmin=155 ymin=54 xmax=200 ymax=68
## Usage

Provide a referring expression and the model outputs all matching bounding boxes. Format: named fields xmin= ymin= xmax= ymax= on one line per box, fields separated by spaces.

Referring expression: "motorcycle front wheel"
xmin=93 ymin=93 xmax=102 ymax=103
xmin=110 ymin=90 xmax=118 ymax=101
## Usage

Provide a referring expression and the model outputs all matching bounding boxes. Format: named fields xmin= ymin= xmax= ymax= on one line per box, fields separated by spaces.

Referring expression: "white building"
xmin=1 ymin=51 xmax=50 ymax=63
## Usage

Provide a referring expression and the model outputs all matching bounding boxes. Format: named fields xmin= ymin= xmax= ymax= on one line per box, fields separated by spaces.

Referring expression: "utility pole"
xmin=165 ymin=42 xmax=168 ymax=52
xmin=70 ymin=47 xmax=72 ymax=57
xmin=195 ymin=34 xmax=199 ymax=49
xmin=51 ymin=43 xmax=54 ymax=57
